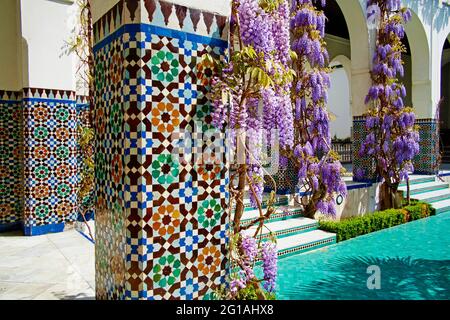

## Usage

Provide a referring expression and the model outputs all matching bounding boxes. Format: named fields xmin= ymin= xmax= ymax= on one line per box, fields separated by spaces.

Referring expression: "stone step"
xmin=235 ymin=195 xmax=289 ymax=212
xmin=399 ymin=176 xmax=436 ymax=187
xmin=238 ymin=206 xmax=303 ymax=227
xmin=398 ymin=181 xmax=449 ymax=196
xmin=411 ymin=188 xmax=450 ymax=203
xmin=276 ymin=229 xmax=336 ymax=257
xmin=241 ymin=216 xmax=318 ymax=240
xmin=431 ymin=198 xmax=450 ymax=214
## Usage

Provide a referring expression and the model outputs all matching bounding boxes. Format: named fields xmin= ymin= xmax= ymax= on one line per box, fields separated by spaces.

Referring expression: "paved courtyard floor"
xmin=0 ymin=227 xmax=95 ymax=300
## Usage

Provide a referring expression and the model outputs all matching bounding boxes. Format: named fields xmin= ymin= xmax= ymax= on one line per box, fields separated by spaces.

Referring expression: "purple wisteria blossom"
xmin=261 ymin=242 xmax=277 ymax=293
xmin=361 ymin=1 xmax=420 ymax=209
xmin=288 ymin=0 xmax=347 ymax=218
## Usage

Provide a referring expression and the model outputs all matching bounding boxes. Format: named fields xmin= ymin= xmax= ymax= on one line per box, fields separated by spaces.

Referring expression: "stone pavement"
xmin=0 ymin=227 xmax=95 ymax=300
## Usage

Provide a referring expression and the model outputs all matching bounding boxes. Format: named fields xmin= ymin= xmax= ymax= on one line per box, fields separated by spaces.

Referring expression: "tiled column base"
xmin=414 ymin=118 xmax=438 ymax=175
xmin=352 ymin=116 xmax=378 ymax=182
xmin=0 ymin=90 xmax=23 ymax=232
xmin=22 ymin=88 xmax=78 ymax=236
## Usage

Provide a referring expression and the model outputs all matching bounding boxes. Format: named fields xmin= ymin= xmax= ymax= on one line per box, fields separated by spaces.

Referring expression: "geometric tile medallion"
xmin=93 ymin=0 xmax=229 ymax=300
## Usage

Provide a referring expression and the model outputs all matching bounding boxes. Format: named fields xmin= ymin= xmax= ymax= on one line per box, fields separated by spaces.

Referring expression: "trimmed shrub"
xmin=319 ymin=202 xmax=434 ymax=242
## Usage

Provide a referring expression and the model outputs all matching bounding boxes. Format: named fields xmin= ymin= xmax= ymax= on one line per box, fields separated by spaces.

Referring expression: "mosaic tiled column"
xmin=92 ymin=0 xmax=229 ymax=299
xmin=22 ymin=88 xmax=78 ymax=236
xmin=0 ymin=90 xmax=23 ymax=232
xmin=413 ymin=118 xmax=439 ymax=175
xmin=352 ymin=116 xmax=378 ymax=182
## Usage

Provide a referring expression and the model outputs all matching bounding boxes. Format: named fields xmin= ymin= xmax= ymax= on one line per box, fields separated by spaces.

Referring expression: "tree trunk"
xmin=303 ymin=202 xmax=316 ymax=219
xmin=302 ymin=189 xmax=325 ymax=219
xmin=233 ymin=164 xmax=247 ymax=234
xmin=379 ymin=182 xmax=394 ymax=211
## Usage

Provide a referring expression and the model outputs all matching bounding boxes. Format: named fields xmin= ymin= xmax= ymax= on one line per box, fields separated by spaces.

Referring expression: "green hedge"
xmin=319 ymin=202 xmax=435 ymax=242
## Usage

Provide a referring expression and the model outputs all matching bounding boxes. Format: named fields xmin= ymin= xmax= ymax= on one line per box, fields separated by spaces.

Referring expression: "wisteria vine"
xmin=210 ymin=0 xmax=295 ymax=299
xmin=360 ymin=0 xmax=419 ymax=209
xmin=284 ymin=0 xmax=347 ymax=219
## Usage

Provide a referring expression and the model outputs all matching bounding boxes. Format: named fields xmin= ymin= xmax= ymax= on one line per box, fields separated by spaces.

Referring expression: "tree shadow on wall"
xmin=408 ymin=0 xmax=450 ymax=34
xmin=287 ymin=256 xmax=450 ymax=300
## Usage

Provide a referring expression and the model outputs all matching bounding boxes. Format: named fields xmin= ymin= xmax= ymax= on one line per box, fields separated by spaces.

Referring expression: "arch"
xmin=403 ymin=7 xmax=432 ymax=118
xmin=440 ymin=35 xmax=450 ymax=132
xmin=331 ymin=54 xmax=352 ymax=84
xmin=335 ymin=0 xmax=371 ymax=117
xmin=329 ymin=55 xmax=352 ymax=139
xmin=442 ymin=36 xmax=450 ymax=67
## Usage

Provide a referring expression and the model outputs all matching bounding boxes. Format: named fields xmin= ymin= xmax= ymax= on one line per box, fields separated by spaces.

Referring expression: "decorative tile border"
xmin=278 ymin=237 xmax=336 ymax=258
xmin=93 ymin=0 xmax=228 ymax=45
xmin=256 ymin=223 xmax=317 ymax=240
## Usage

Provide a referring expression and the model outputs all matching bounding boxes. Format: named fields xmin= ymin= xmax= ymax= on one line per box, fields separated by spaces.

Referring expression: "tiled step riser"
xmin=252 ymin=236 xmax=336 ymax=264
xmin=278 ymin=237 xmax=336 ymax=258
xmin=399 ymin=177 xmax=435 ymax=187
xmin=418 ymin=194 xmax=450 ymax=204
xmin=253 ymin=224 xmax=318 ymax=241
xmin=235 ymin=199 xmax=289 ymax=212
xmin=240 ymin=211 xmax=303 ymax=227
xmin=404 ymin=185 xmax=449 ymax=196
xmin=436 ymin=207 xmax=450 ymax=214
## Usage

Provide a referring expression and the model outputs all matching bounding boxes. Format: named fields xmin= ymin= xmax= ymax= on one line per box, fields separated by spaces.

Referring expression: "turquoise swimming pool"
xmin=277 ymin=212 xmax=450 ymax=300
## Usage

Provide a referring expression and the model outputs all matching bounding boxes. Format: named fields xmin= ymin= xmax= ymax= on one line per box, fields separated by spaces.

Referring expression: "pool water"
xmin=276 ymin=212 xmax=450 ymax=300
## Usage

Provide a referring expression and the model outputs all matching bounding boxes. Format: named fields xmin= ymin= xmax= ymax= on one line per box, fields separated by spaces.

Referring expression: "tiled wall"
xmin=264 ymin=159 xmax=297 ymax=195
xmin=352 ymin=117 xmax=438 ymax=179
xmin=352 ymin=116 xmax=378 ymax=182
xmin=0 ymin=91 xmax=23 ymax=232
xmin=22 ymin=88 xmax=78 ymax=236
xmin=93 ymin=0 xmax=229 ymax=300
xmin=414 ymin=118 xmax=438 ymax=175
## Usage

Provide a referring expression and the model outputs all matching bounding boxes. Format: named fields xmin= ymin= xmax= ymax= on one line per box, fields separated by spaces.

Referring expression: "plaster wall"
xmin=0 ymin=0 xmax=22 ymax=91
xmin=20 ymin=0 xmax=76 ymax=91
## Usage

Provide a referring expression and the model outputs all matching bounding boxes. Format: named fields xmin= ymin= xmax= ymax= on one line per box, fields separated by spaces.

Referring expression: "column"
xmin=0 ymin=91 xmax=23 ymax=232
xmin=91 ymin=0 xmax=230 ymax=299
xmin=19 ymin=0 xmax=79 ymax=235
xmin=0 ymin=0 xmax=23 ymax=232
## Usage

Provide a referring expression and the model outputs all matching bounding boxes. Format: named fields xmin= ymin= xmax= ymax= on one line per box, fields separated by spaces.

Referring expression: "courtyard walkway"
xmin=0 ymin=227 xmax=94 ymax=300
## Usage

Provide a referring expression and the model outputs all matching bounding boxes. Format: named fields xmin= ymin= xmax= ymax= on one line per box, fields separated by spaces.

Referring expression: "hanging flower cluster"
xmin=286 ymin=0 xmax=347 ymax=218
xmin=228 ymin=234 xmax=278 ymax=298
xmin=211 ymin=0 xmax=295 ymax=209
xmin=210 ymin=0 xmax=295 ymax=300
xmin=360 ymin=0 xmax=419 ymax=208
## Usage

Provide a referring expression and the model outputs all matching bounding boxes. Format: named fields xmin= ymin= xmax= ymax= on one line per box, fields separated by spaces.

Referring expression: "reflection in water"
xmin=281 ymin=256 xmax=450 ymax=300
xmin=277 ymin=213 xmax=450 ymax=300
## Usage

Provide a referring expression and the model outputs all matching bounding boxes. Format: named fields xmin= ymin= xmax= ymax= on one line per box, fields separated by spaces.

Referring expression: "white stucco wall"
xmin=329 ymin=62 xmax=352 ymax=139
xmin=20 ymin=0 xmax=76 ymax=91
xmin=0 ymin=0 xmax=22 ymax=91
